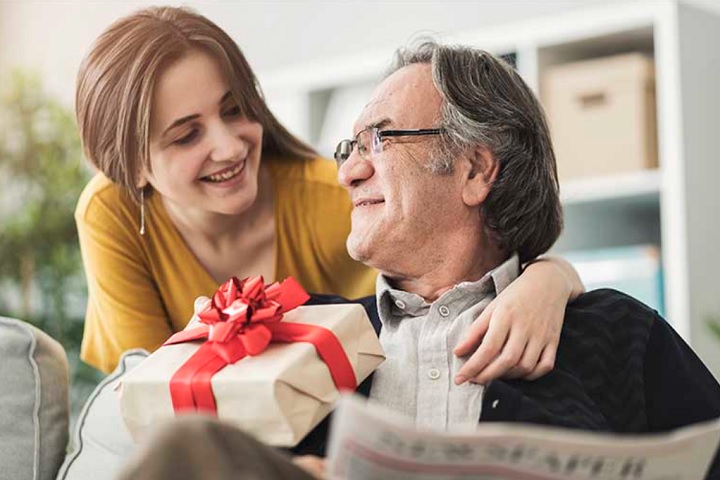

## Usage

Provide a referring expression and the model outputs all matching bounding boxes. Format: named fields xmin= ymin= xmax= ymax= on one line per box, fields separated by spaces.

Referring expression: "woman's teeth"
xmin=203 ymin=162 xmax=244 ymax=183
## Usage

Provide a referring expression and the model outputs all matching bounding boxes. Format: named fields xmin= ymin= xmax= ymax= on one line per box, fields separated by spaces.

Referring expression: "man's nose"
xmin=209 ymin=122 xmax=247 ymax=162
xmin=337 ymin=152 xmax=374 ymax=189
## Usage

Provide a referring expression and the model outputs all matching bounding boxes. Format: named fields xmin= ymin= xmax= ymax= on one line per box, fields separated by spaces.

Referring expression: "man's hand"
xmin=453 ymin=256 xmax=582 ymax=385
xmin=293 ymin=455 xmax=326 ymax=479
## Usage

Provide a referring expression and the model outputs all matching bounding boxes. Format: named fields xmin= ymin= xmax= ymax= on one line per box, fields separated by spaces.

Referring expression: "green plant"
xmin=0 ymin=69 xmax=101 ymax=416
xmin=708 ymin=316 xmax=720 ymax=342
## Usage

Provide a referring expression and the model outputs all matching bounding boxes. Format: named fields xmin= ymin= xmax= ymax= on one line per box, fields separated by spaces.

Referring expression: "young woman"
xmin=74 ymin=6 xmax=583 ymax=375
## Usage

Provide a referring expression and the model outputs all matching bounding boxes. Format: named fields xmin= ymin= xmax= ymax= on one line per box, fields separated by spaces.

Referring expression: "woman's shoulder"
xmin=75 ymin=172 xmax=134 ymax=223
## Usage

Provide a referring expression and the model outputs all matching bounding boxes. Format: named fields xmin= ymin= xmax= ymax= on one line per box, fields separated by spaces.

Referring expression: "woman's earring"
xmin=139 ymin=189 xmax=146 ymax=236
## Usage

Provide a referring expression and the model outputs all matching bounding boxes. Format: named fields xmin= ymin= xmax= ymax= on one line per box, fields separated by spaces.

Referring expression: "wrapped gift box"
xmin=120 ymin=303 xmax=384 ymax=447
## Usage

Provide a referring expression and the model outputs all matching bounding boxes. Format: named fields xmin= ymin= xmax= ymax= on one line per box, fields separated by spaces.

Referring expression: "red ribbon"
xmin=164 ymin=276 xmax=358 ymax=414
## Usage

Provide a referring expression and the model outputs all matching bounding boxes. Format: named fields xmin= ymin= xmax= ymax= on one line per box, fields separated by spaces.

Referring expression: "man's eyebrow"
xmin=371 ymin=118 xmax=392 ymax=130
xmin=161 ymin=91 xmax=234 ymax=137
xmin=355 ymin=118 xmax=392 ymax=135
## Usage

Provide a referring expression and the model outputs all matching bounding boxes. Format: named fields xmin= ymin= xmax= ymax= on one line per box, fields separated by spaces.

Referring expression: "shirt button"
xmin=427 ymin=368 xmax=441 ymax=380
xmin=439 ymin=305 xmax=451 ymax=317
xmin=394 ymin=299 xmax=406 ymax=310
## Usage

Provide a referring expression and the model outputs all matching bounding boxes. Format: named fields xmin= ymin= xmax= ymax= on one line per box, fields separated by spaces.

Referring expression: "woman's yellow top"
xmin=75 ymin=156 xmax=376 ymax=373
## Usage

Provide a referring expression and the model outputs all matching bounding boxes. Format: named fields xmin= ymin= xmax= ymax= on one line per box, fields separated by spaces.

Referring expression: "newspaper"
xmin=326 ymin=393 xmax=720 ymax=480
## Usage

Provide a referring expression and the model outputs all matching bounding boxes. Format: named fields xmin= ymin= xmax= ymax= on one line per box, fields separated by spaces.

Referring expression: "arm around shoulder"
xmin=524 ymin=255 xmax=585 ymax=301
xmin=453 ymin=254 xmax=585 ymax=384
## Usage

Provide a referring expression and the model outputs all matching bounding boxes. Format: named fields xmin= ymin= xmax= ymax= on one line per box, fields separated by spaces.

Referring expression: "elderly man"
xmin=118 ymin=41 xmax=720 ymax=479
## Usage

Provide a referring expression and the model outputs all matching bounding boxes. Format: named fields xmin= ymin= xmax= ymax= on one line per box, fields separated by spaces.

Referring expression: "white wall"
xmin=0 ymin=0 xmax=642 ymax=107
xmin=3 ymin=0 xmax=719 ymax=110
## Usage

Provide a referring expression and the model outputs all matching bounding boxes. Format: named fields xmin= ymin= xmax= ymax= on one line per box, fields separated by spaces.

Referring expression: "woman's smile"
xmin=200 ymin=160 xmax=246 ymax=184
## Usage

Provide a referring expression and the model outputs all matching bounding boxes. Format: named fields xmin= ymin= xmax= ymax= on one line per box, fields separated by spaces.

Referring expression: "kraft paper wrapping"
xmin=119 ymin=303 xmax=384 ymax=446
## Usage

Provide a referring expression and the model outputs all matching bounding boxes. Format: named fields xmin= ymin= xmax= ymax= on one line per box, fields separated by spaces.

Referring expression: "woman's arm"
xmin=529 ymin=255 xmax=584 ymax=300
xmin=453 ymin=255 xmax=584 ymax=385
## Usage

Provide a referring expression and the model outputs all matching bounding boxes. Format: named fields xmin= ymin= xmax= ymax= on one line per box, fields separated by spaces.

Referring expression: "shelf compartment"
xmin=560 ymin=169 xmax=660 ymax=205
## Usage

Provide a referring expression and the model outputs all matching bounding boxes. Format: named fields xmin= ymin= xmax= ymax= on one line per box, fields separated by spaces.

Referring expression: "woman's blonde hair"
xmin=76 ymin=6 xmax=316 ymax=203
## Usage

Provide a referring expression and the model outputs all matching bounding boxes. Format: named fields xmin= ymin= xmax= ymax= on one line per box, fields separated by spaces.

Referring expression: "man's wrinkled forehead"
xmin=353 ymin=64 xmax=441 ymax=134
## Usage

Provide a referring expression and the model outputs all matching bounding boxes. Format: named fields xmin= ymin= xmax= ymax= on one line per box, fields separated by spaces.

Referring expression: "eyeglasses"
xmin=334 ymin=127 xmax=445 ymax=167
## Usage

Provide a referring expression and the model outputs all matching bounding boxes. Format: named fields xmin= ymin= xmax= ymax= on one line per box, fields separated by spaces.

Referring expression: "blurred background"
xmin=2 ymin=0 xmax=720 ymax=420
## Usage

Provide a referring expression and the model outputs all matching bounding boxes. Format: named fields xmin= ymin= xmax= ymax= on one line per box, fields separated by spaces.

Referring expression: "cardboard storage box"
xmin=542 ymin=53 xmax=658 ymax=181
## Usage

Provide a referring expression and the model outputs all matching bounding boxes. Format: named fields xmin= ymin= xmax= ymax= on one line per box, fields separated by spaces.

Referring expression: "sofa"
xmin=0 ymin=316 xmax=146 ymax=480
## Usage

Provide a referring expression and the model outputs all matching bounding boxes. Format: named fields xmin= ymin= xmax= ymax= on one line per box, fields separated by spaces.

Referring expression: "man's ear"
xmin=461 ymin=146 xmax=499 ymax=207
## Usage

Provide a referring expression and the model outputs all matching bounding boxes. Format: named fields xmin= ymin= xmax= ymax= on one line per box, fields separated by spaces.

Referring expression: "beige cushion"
xmin=57 ymin=349 xmax=147 ymax=480
xmin=0 ymin=316 xmax=70 ymax=480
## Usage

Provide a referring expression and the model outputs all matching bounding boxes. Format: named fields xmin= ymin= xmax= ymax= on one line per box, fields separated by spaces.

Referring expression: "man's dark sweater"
xmin=297 ymin=289 xmax=720 ymax=477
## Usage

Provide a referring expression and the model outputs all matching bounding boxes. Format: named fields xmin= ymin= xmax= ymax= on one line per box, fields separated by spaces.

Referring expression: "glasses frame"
xmin=334 ymin=127 xmax=445 ymax=166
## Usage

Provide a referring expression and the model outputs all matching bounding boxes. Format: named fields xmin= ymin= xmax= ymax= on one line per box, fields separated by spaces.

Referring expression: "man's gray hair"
xmin=388 ymin=40 xmax=563 ymax=263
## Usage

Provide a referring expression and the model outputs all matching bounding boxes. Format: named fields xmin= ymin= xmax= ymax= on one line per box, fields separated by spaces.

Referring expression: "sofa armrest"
xmin=0 ymin=316 xmax=70 ymax=480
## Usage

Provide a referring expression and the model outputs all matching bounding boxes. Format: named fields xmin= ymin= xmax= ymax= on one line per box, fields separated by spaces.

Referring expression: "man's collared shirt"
xmin=369 ymin=255 xmax=520 ymax=431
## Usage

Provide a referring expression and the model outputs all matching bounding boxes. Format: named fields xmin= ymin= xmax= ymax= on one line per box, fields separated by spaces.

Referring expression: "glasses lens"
xmin=356 ymin=128 xmax=382 ymax=160
xmin=371 ymin=128 xmax=382 ymax=156
xmin=336 ymin=128 xmax=383 ymax=165
xmin=356 ymin=130 xmax=370 ymax=159
xmin=334 ymin=140 xmax=353 ymax=165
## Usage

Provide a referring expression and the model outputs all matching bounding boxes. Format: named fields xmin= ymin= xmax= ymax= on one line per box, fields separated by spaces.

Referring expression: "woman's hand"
xmin=293 ymin=455 xmax=326 ymax=479
xmin=190 ymin=296 xmax=211 ymax=326
xmin=453 ymin=256 xmax=584 ymax=385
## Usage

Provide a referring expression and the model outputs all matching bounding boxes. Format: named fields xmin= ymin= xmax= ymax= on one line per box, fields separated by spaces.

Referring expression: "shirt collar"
xmin=376 ymin=254 xmax=521 ymax=325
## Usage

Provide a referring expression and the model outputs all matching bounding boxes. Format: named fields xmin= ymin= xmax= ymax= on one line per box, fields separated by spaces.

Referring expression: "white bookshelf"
xmin=561 ymin=170 xmax=661 ymax=205
xmin=258 ymin=0 xmax=720 ymax=378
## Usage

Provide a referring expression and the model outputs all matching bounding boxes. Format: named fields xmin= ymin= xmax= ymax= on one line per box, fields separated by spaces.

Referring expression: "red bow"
xmin=164 ymin=276 xmax=358 ymax=413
